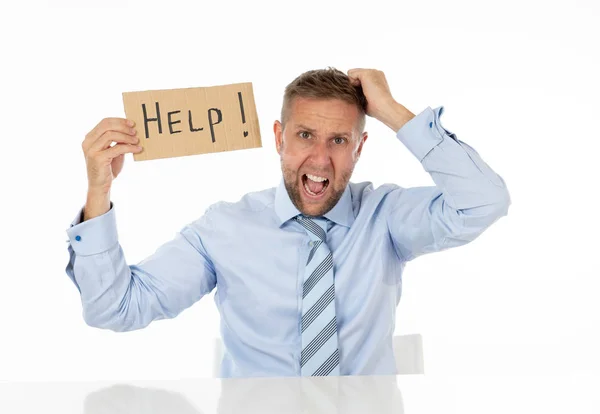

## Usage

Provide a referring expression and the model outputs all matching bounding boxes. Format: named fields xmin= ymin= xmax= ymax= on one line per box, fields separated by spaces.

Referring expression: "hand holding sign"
xmin=81 ymin=117 xmax=143 ymax=220
xmin=122 ymin=82 xmax=262 ymax=161
xmin=82 ymin=118 xmax=141 ymax=190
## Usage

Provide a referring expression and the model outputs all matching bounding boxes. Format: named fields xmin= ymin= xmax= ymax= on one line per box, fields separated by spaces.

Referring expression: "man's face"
xmin=274 ymin=97 xmax=368 ymax=217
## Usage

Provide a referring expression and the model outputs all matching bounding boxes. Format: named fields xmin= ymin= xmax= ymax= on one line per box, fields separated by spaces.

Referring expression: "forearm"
xmin=423 ymin=131 xmax=510 ymax=216
xmin=66 ymin=206 xmax=141 ymax=331
xmin=418 ymin=136 xmax=510 ymax=247
xmin=378 ymin=101 xmax=416 ymax=132
xmin=83 ymin=188 xmax=111 ymax=221
xmin=398 ymin=106 xmax=510 ymax=211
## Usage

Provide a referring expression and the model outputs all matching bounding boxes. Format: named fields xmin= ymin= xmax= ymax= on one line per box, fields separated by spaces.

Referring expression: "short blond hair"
xmin=281 ymin=67 xmax=367 ymax=133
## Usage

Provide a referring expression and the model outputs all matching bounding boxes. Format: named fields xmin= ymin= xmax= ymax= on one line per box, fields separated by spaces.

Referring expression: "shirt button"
xmin=309 ymin=241 xmax=314 ymax=246
xmin=75 ymin=235 xmax=81 ymax=242
xmin=429 ymin=121 xmax=433 ymax=128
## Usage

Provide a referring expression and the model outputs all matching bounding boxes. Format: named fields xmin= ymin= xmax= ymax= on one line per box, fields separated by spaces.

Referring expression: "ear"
xmin=355 ymin=131 xmax=368 ymax=160
xmin=274 ymin=120 xmax=283 ymax=155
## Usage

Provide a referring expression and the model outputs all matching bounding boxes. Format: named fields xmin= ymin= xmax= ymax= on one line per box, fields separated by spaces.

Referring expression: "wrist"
xmin=84 ymin=188 xmax=111 ymax=221
xmin=378 ymin=101 xmax=416 ymax=132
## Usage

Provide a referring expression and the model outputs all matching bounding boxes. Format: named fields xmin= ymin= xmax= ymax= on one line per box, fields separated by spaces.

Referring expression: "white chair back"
xmin=392 ymin=333 xmax=425 ymax=375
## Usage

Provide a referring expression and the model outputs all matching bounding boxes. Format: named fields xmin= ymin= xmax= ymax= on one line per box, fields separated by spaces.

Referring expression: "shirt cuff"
xmin=396 ymin=105 xmax=456 ymax=162
xmin=65 ymin=202 xmax=118 ymax=256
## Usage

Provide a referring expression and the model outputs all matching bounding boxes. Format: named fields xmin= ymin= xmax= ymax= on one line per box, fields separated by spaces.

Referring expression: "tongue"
xmin=306 ymin=177 xmax=325 ymax=194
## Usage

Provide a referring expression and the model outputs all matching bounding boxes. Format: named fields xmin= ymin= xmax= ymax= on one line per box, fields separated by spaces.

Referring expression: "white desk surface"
xmin=1 ymin=374 xmax=598 ymax=413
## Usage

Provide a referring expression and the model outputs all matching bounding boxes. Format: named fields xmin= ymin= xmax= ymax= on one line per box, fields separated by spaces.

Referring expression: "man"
xmin=65 ymin=68 xmax=511 ymax=378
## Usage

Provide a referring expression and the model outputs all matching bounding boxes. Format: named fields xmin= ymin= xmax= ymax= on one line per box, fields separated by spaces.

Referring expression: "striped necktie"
xmin=294 ymin=215 xmax=340 ymax=376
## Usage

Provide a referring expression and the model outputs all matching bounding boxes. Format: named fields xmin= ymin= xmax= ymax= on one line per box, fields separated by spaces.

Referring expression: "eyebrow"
xmin=295 ymin=124 xmax=352 ymax=137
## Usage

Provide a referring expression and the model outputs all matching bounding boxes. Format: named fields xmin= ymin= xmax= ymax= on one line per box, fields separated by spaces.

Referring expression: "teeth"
xmin=306 ymin=174 xmax=327 ymax=182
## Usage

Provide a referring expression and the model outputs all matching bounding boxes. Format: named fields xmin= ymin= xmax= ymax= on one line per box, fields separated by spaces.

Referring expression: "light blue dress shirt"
xmin=65 ymin=106 xmax=511 ymax=378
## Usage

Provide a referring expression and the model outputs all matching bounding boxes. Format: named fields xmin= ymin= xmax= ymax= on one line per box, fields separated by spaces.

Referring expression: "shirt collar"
xmin=274 ymin=177 xmax=355 ymax=228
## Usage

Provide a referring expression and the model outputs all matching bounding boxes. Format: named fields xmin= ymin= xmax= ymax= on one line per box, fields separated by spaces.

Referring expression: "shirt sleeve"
xmin=386 ymin=105 xmax=511 ymax=262
xmin=65 ymin=202 xmax=217 ymax=332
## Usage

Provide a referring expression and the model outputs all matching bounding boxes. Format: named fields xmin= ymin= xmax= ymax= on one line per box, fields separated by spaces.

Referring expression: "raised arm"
xmin=346 ymin=68 xmax=510 ymax=262
xmin=65 ymin=117 xmax=216 ymax=331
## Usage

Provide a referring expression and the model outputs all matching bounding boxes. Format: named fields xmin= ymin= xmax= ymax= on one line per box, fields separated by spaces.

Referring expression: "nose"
xmin=307 ymin=140 xmax=332 ymax=167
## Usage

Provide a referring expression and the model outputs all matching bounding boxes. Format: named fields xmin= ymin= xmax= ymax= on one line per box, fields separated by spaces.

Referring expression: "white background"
xmin=0 ymin=0 xmax=598 ymax=382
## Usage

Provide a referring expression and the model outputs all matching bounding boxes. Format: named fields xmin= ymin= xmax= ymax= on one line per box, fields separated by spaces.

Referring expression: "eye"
xmin=299 ymin=131 xmax=311 ymax=139
xmin=334 ymin=137 xmax=347 ymax=145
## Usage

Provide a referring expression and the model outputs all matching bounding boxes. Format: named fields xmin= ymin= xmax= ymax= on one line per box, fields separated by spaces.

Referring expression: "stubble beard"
xmin=281 ymin=162 xmax=353 ymax=218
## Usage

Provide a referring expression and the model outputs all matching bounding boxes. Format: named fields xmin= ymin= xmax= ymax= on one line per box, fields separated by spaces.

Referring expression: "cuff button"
xmin=429 ymin=122 xmax=433 ymax=128
xmin=75 ymin=235 xmax=81 ymax=242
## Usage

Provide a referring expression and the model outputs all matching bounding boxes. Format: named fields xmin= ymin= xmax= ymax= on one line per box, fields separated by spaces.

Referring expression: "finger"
xmin=89 ymin=130 xmax=140 ymax=153
xmin=84 ymin=117 xmax=136 ymax=147
xmin=104 ymin=143 xmax=143 ymax=160
xmin=347 ymin=68 xmax=366 ymax=76
xmin=347 ymin=68 xmax=364 ymax=85
xmin=347 ymin=68 xmax=365 ymax=76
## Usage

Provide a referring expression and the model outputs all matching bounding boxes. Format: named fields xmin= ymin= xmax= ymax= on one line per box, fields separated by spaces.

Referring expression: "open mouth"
xmin=302 ymin=173 xmax=330 ymax=198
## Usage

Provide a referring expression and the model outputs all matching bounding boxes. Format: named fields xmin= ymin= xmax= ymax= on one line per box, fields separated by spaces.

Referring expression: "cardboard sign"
xmin=122 ymin=82 xmax=261 ymax=161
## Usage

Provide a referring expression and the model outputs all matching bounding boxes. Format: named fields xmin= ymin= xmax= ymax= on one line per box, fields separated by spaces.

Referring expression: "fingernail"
xmin=127 ymin=120 xmax=135 ymax=127
xmin=131 ymin=128 xmax=136 ymax=135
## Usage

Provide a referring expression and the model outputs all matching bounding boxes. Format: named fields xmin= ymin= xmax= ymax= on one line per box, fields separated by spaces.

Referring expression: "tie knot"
xmin=294 ymin=215 xmax=329 ymax=242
